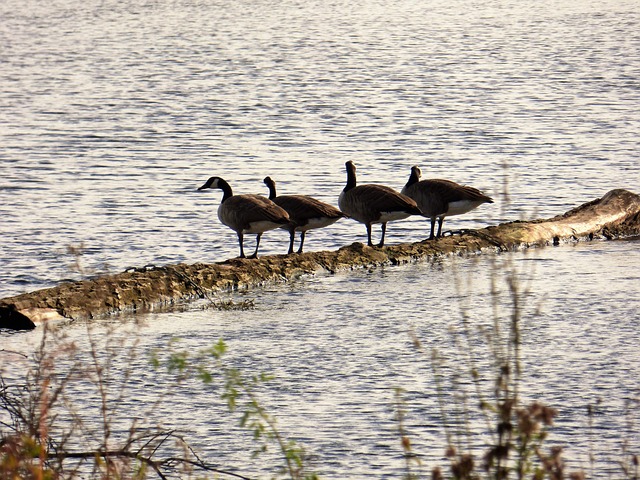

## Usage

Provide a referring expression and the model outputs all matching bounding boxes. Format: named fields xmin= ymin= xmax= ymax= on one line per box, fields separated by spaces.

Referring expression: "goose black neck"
xmin=264 ymin=178 xmax=277 ymax=200
xmin=344 ymin=162 xmax=357 ymax=192
xmin=218 ymin=179 xmax=233 ymax=203
xmin=406 ymin=169 xmax=420 ymax=188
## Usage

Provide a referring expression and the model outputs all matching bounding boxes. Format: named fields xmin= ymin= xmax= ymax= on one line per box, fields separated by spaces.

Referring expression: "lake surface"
xmin=1 ymin=0 xmax=639 ymax=478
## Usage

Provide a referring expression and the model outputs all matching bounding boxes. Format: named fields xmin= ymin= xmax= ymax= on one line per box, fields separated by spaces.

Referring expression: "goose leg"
xmin=436 ymin=217 xmax=444 ymax=238
xmin=237 ymin=233 xmax=246 ymax=258
xmin=428 ymin=218 xmax=437 ymax=240
xmin=378 ymin=222 xmax=387 ymax=248
xmin=366 ymin=223 xmax=374 ymax=247
xmin=287 ymin=230 xmax=295 ymax=255
xmin=248 ymin=233 xmax=262 ymax=259
xmin=297 ymin=231 xmax=306 ymax=254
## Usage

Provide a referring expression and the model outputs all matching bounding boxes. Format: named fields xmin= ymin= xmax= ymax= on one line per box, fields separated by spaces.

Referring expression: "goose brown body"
xmin=401 ymin=165 xmax=494 ymax=239
xmin=198 ymin=176 xmax=290 ymax=258
xmin=264 ymin=176 xmax=345 ymax=254
xmin=338 ymin=161 xmax=421 ymax=247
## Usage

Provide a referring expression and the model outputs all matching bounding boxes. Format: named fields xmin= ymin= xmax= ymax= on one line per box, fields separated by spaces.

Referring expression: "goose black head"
xmin=198 ymin=176 xmax=224 ymax=191
xmin=405 ymin=165 xmax=422 ymax=188
xmin=263 ymin=176 xmax=277 ymax=200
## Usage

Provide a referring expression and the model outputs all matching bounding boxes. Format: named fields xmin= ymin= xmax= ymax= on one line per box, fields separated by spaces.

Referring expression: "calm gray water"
xmin=1 ymin=0 xmax=639 ymax=477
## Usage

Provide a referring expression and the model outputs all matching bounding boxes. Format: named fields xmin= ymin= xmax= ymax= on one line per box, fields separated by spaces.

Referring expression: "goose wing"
xmin=357 ymin=184 xmax=419 ymax=212
xmin=404 ymin=179 xmax=493 ymax=218
xmin=341 ymin=184 xmax=419 ymax=223
xmin=222 ymin=194 xmax=290 ymax=230
xmin=425 ymin=179 xmax=494 ymax=204
xmin=276 ymin=195 xmax=345 ymax=222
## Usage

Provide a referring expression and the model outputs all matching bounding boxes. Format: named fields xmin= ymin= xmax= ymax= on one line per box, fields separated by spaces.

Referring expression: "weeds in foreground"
xmin=152 ymin=337 xmax=318 ymax=480
xmin=0 ymin=323 xmax=252 ymax=479
xmin=1 ymin=319 xmax=316 ymax=479
xmin=395 ymin=255 xmax=638 ymax=480
xmin=2 ymin=254 xmax=638 ymax=479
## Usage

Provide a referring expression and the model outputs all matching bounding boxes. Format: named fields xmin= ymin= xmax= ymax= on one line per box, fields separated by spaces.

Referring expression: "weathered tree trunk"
xmin=1 ymin=189 xmax=639 ymax=330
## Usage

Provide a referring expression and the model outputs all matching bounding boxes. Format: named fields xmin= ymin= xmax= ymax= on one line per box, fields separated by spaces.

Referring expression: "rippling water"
xmin=3 ymin=243 xmax=640 ymax=477
xmin=1 ymin=0 xmax=639 ymax=477
xmin=1 ymin=0 xmax=639 ymax=295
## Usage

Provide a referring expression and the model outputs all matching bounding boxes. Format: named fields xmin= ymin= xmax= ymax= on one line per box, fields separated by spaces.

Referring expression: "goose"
xmin=338 ymin=161 xmax=421 ymax=247
xmin=197 ymin=176 xmax=290 ymax=259
xmin=263 ymin=176 xmax=345 ymax=254
xmin=401 ymin=165 xmax=494 ymax=240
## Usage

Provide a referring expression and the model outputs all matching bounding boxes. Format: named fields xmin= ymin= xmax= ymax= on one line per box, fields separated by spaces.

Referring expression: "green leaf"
xmin=197 ymin=368 xmax=213 ymax=384
xmin=210 ymin=338 xmax=227 ymax=359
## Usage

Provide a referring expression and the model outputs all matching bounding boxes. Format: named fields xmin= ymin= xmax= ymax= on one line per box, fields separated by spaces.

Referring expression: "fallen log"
xmin=1 ymin=189 xmax=639 ymax=330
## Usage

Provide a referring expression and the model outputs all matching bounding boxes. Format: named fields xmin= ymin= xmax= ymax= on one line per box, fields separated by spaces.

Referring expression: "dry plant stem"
xmin=2 ymin=324 xmax=258 ymax=479
xmin=45 ymin=442 xmax=253 ymax=480
xmin=84 ymin=322 xmax=145 ymax=475
xmin=219 ymin=360 xmax=307 ymax=479
xmin=430 ymin=251 xmax=552 ymax=479
xmin=1 ymin=325 xmax=80 ymax=477
xmin=160 ymin=339 xmax=316 ymax=480
xmin=246 ymin=387 xmax=297 ymax=478
xmin=86 ymin=326 xmax=112 ymax=461
xmin=619 ymin=399 xmax=640 ymax=480
xmin=453 ymin=259 xmax=496 ymax=442
xmin=587 ymin=402 xmax=597 ymax=479
xmin=394 ymin=386 xmax=421 ymax=479
xmin=451 ymin=258 xmax=499 ymax=445
xmin=429 ymin=348 xmax=454 ymax=448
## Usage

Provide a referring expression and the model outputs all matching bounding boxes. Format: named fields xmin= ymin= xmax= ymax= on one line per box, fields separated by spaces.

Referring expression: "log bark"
xmin=1 ymin=189 xmax=639 ymax=330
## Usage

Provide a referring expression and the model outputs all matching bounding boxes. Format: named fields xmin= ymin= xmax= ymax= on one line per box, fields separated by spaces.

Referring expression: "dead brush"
xmin=402 ymin=254 xmax=592 ymax=480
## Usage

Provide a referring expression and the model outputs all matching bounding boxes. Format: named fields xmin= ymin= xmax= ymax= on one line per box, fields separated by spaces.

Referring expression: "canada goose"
xmin=338 ymin=161 xmax=421 ymax=247
xmin=263 ymin=176 xmax=345 ymax=254
xmin=198 ymin=176 xmax=290 ymax=259
xmin=401 ymin=165 xmax=494 ymax=240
